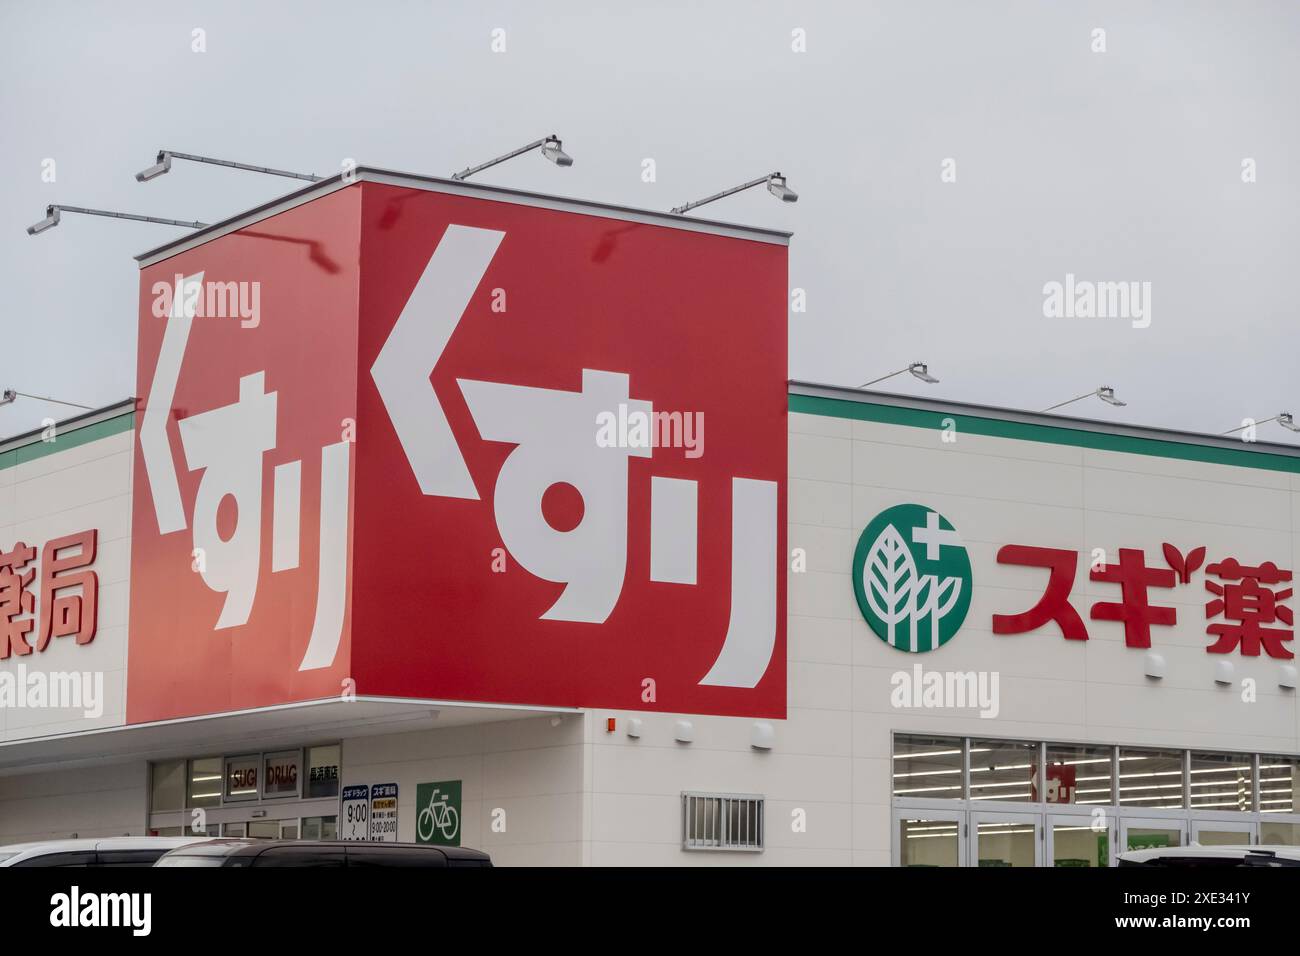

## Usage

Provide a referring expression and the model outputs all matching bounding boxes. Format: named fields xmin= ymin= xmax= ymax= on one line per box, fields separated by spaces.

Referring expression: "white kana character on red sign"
xmin=177 ymin=372 xmax=278 ymax=629
xmin=459 ymin=369 xmax=652 ymax=624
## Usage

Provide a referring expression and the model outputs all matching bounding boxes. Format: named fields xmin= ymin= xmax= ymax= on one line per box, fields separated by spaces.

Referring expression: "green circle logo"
xmin=852 ymin=503 xmax=972 ymax=653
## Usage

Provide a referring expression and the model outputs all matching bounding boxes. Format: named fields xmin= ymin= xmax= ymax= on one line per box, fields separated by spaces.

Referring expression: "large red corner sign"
xmin=128 ymin=180 xmax=787 ymax=723
xmin=128 ymin=188 xmax=361 ymax=723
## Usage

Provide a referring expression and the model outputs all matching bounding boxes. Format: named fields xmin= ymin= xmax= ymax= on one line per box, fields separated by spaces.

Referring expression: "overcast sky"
xmin=3 ymin=0 xmax=1297 ymax=443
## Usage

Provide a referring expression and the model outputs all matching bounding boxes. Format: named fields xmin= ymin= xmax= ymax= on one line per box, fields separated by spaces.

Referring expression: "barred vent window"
xmin=681 ymin=792 xmax=764 ymax=851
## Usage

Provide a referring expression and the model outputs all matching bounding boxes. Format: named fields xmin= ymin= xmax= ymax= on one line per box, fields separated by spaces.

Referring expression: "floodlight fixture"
xmin=671 ymin=172 xmax=798 ymax=215
xmin=1044 ymin=386 xmax=1127 ymax=412
xmin=136 ymin=149 xmax=321 ymax=183
xmin=451 ymin=134 xmax=574 ymax=181
xmin=27 ymin=204 xmax=207 ymax=236
xmin=858 ymin=362 xmax=939 ymax=389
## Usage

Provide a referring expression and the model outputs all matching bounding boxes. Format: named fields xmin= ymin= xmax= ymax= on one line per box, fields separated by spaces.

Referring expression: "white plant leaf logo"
xmin=862 ymin=524 xmax=917 ymax=646
xmin=853 ymin=504 xmax=971 ymax=653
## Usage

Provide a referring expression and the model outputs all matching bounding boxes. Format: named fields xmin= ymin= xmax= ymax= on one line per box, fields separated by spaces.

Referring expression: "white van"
xmin=1118 ymin=845 xmax=1300 ymax=867
xmin=0 ymin=836 xmax=216 ymax=867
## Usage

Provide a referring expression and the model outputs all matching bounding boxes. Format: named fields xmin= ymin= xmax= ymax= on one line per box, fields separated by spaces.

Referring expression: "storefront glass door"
xmin=1192 ymin=820 xmax=1254 ymax=846
xmin=1046 ymin=814 xmax=1112 ymax=867
xmin=894 ymin=810 xmax=965 ymax=867
xmin=970 ymin=812 xmax=1040 ymax=867
xmin=1259 ymin=820 xmax=1300 ymax=845
xmin=1121 ymin=817 xmax=1186 ymax=853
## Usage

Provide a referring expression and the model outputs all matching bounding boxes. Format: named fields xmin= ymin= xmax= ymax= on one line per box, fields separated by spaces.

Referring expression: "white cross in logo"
xmin=912 ymin=510 xmax=961 ymax=561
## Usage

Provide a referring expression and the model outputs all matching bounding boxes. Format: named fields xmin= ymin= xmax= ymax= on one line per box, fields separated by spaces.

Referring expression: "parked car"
xmin=153 ymin=839 xmax=492 ymax=867
xmin=1118 ymin=844 xmax=1300 ymax=867
xmin=0 ymin=836 xmax=217 ymax=867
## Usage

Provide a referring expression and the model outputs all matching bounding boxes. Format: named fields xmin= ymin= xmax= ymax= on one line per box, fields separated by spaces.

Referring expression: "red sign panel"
xmin=129 ymin=189 xmax=361 ymax=723
xmin=129 ymin=180 xmax=787 ymax=722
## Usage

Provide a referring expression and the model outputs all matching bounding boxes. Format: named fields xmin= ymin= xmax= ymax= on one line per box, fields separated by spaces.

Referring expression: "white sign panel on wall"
xmin=369 ymin=783 xmax=399 ymax=842
xmin=340 ymin=784 xmax=369 ymax=840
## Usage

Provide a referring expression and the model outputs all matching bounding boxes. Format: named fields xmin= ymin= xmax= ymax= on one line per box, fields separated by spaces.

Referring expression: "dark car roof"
xmin=160 ymin=839 xmax=490 ymax=861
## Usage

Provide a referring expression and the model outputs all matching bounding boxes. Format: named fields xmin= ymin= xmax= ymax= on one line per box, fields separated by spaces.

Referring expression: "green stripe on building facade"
xmin=4 ymin=401 xmax=1297 ymax=477
xmin=789 ymin=394 xmax=1300 ymax=476
xmin=0 ymin=411 xmax=135 ymax=473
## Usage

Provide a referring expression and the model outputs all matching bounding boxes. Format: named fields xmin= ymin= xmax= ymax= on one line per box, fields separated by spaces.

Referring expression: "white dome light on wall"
xmin=1214 ymin=660 xmax=1235 ymax=685
xmin=626 ymin=718 xmax=643 ymax=739
xmin=751 ymin=721 xmax=775 ymax=750
xmin=1280 ymin=665 xmax=1297 ymax=690
xmin=674 ymin=720 xmax=694 ymax=743
xmin=1144 ymin=652 xmax=1166 ymax=679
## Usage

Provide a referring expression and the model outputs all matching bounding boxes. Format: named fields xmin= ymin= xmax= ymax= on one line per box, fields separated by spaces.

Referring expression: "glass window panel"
xmin=969 ymin=739 xmax=1037 ymax=803
xmin=892 ymin=734 xmax=963 ymax=800
xmin=1051 ymin=822 xmax=1109 ymax=867
xmin=150 ymin=760 xmax=186 ymax=812
xmin=186 ymin=757 xmax=223 ymax=808
xmin=1125 ymin=825 xmax=1183 ymax=851
xmin=898 ymin=818 xmax=959 ymax=867
xmin=224 ymin=754 xmax=260 ymax=802
xmin=262 ymin=750 xmax=301 ymax=799
xmin=1259 ymin=756 xmax=1300 ymax=814
xmin=1118 ymin=748 xmax=1185 ymax=809
xmin=305 ymin=745 xmax=341 ymax=798
xmin=1259 ymin=821 xmax=1300 ymax=845
xmin=1045 ymin=744 xmax=1113 ymax=805
xmin=1196 ymin=828 xmax=1252 ymax=846
xmin=975 ymin=820 xmax=1036 ymax=866
xmin=248 ymin=820 xmax=281 ymax=840
xmin=301 ymin=815 xmax=338 ymax=840
xmin=1189 ymin=752 xmax=1254 ymax=812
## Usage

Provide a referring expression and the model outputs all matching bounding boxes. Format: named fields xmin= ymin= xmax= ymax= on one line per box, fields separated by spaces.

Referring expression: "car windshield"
xmin=154 ymin=855 xmax=227 ymax=867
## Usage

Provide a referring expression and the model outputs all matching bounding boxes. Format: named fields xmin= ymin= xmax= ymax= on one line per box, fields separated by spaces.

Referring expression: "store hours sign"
xmin=340 ymin=783 xmax=398 ymax=841
xmin=340 ymin=785 xmax=369 ymax=841
xmin=369 ymin=783 xmax=398 ymax=842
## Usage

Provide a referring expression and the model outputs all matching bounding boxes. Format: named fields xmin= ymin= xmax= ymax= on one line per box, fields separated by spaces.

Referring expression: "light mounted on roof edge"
xmin=136 ymin=149 xmax=322 ymax=183
xmin=0 ymin=389 xmax=94 ymax=411
xmin=26 ymin=204 xmax=208 ymax=236
xmin=671 ymin=172 xmax=798 ymax=215
xmin=1222 ymin=412 xmax=1300 ymax=436
xmin=451 ymin=134 xmax=574 ymax=181
xmin=1043 ymin=386 xmax=1127 ymax=412
xmin=858 ymin=362 xmax=939 ymax=389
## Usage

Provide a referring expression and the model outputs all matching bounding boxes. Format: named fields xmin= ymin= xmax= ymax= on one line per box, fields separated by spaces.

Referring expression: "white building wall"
xmin=583 ymin=708 xmax=856 ymax=865
xmin=581 ymin=409 xmax=1300 ymax=865
xmin=789 ymin=407 xmax=1300 ymax=861
xmin=342 ymin=715 xmax=585 ymax=866
xmin=0 ymin=423 xmax=132 ymax=740
xmin=0 ymin=418 xmax=146 ymax=847
xmin=0 ymin=761 xmax=148 ymax=843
